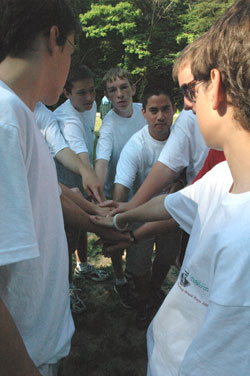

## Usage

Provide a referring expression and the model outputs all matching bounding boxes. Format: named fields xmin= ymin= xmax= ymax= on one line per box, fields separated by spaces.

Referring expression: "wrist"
xmin=113 ymin=214 xmax=128 ymax=232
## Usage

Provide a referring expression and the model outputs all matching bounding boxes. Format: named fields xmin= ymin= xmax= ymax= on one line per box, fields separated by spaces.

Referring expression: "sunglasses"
xmin=180 ymin=79 xmax=199 ymax=103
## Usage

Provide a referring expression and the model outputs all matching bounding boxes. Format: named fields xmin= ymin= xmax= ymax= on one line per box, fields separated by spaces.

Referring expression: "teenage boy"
xmin=90 ymin=1 xmax=250 ymax=374
xmin=54 ymin=64 xmax=102 ymax=200
xmin=113 ymin=85 xmax=181 ymax=327
xmin=0 ymin=1 xmax=77 ymax=374
xmin=55 ymin=64 xmax=108 ymax=283
xmin=0 ymin=1 xmax=131 ymax=374
xmin=107 ymin=112 xmax=208 ymax=216
xmin=95 ymin=67 xmax=147 ymax=308
xmin=95 ymin=67 xmax=147 ymax=198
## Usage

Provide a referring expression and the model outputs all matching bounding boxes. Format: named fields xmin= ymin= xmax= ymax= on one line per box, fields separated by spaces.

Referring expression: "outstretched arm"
xmin=90 ymin=194 xmax=171 ymax=230
xmin=107 ymin=161 xmax=176 ymax=215
xmin=60 ymin=184 xmax=110 ymax=217
xmin=60 ymin=185 xmax=131 ymax=243
xmin=95 ymin=159 xmax=108 ymax=191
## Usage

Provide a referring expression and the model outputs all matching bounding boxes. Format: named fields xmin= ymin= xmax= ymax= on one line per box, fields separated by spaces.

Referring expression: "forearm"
xmin=113 ymin=183 xmax=129 ymax=202
xmin=55 ymin=147 xmax=84 ymax=175
xmin=95 ymin=159 xmax=108 ymax=188
xmin=134 ymin=218 xmax=178 ymax=241
xmin=116 ymin=194 xmax=171 ymax=228
xmin=60 ymin=184 xmax=98 ymax=215
xmin=127 ymin=161 xmax=176 ymax=210
xmin=0 ymin=298 xmax=40 ymax=376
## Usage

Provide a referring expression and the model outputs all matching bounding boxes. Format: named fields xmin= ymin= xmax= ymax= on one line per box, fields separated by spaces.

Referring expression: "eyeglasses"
xmin=180 ymin=79 xmax=199 ymax=103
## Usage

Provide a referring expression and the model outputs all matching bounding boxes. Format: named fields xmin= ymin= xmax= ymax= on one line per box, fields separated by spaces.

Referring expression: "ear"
xmin=210 ymin=68 xmax=226 ymax=110
xmin=172 ymin=104 xmax=176 ymax=114
xmin=131 ymin=84 xmax=136 ymax=96
xmin=142 ymin=107 xmax=146 ymax=117
xmin=63 ymin=88 xmax=71 ymax=98
xmin=46 ymin=25 xmax=60 ymax=56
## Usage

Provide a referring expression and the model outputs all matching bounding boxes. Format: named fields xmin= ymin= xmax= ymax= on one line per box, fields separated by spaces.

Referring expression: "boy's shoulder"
xmin=54 ymin=99 xmax=72 ymax=116
xmin=0 ymin=81 xmax=33 ymax=127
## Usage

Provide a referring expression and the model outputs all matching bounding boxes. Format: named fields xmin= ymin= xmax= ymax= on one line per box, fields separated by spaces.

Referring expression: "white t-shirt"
xmin=34 ymin=102 xmax=68 ymax=157
xmin=0 ymin=81 xmax=74 ymax=367
xmin=96 ymin=103 xmax=147 ymax=197
xmin=54 ymin=99 xmax=96 ymax=163
xmin=115 ymin=124 xmax=171 ymax=197
xmin=158 ymin=110 xmax=209 ymax=183
xmin=147 ymin=161 xmax=250 ymax=376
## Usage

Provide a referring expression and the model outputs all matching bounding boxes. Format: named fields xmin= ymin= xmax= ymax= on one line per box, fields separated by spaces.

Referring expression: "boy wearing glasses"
xmin=90 ymin=1 xmax=250 ymax=374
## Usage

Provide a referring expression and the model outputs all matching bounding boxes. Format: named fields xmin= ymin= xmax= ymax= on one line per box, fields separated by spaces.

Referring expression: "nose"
xmin=157 ymin=111 xmax=165 ymax=121
xmin=117 ymin=88 xmax=123 ymax=98
xmin=85 ymin=91 xmax=95 ymax=102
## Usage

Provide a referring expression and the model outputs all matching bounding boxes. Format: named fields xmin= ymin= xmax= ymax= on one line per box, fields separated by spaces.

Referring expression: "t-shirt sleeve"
xmin=114 ymin=137 xmax=141 ymax=190
xmin=44 ymin=116 xmax=68 ymax=157
xmin=0 ymin=123 xmax=39 ymax=266
xmin=164 ymin=176 xmax=206 ymax=233
xmin=61 ymin=117 xmax=89 ymax=155
xmin=158 ymin=111 xmax=192 ymax=172
xmin=95 ymin=120 xmax=113 ymax=161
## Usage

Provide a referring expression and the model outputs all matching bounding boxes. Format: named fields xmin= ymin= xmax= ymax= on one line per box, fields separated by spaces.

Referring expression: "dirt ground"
xmin=59 ymin=234 xmax=179 ymax=376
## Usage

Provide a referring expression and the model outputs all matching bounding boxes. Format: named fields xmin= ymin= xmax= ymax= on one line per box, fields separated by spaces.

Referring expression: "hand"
xmin=95 ymin=206 xmax=113 ymax=217
xmin=94 ymin=226 xmax=132 ymax=244
xmin=98 ymin=199 xmax=119 ymax=209
xmin=89 ymin=214 xmax=115 ymax=229
xmin=81 ymin=172 xmax=105 ymax=204
xmin=98 ymin=201 xmax=130 ymax=217
xmin=95 ymin=235 xmax=133 ymax=257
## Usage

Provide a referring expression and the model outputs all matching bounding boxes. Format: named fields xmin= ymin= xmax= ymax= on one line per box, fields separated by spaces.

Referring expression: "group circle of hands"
xmin=90 ymin=199 xmax=131 ymax=257
xmin=88 ymin=178 xmax=183 ymax=257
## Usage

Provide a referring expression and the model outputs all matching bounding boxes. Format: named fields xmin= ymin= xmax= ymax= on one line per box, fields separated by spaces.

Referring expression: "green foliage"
xmin=177 ymin=0 xmax=235 ymax=44
xmin=71 ymin=0 xmax=234 ymax=108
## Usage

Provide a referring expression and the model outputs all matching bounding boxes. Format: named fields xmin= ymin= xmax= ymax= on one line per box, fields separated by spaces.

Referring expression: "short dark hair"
xmin=64 ymin=64 xmax=94 ymax=93
xmin=191 ymin=0 xmax=250 ymax=130
xmin=102 ymin=67 xmax=134 ymax=91
xmin=0 ymin=0 xmax=78 ymax=63
xmin=141 ymin=85 xmax=174 ymax=110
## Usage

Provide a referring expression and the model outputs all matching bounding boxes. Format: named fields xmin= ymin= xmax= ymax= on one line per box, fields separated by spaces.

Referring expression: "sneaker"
xmin=113 ymin=283 xmax=137 ymax=310
xmin=136 ymin=300 xmax=151 ymax=330
xmin=69 ymin=286 xmax=86 ymax=314
xmin=74 ymin=263 xmax=109 ymax=282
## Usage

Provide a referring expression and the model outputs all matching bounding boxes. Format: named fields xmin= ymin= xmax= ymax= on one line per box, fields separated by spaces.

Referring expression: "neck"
xmin=223 ymin=127 xmax=250 ymax=193
xmin=0 ymin=56 xmax=42 ymax=111
xmin=114 ymin=103 xmax=133 ymax=118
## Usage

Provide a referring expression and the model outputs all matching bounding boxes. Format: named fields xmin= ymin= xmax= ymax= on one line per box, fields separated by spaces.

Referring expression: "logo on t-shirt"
xmin=180 ymin=268 xmax=190 ymax=287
